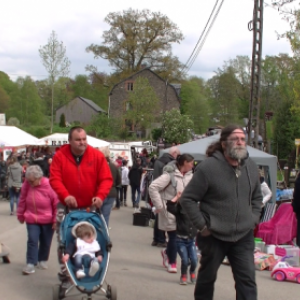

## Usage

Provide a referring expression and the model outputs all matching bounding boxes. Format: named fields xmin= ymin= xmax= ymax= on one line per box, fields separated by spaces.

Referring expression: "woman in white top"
xmin=121 ymin=160 xmax=129 ymax=206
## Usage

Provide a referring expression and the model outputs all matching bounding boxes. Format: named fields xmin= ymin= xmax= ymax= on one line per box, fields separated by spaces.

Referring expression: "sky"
xmin=0 ymin=0 xmax=296 ymax=82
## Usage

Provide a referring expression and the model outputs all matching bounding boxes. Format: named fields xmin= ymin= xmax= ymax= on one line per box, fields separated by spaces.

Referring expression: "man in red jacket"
xmin=50 ymin=126 xmax=112 ymax=298
xmin=50 ymin=126 xmax=113 ymax=209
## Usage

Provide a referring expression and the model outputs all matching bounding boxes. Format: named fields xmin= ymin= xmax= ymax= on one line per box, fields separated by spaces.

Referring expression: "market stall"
xmin=161 ymin=134 xmax=278 ymax=202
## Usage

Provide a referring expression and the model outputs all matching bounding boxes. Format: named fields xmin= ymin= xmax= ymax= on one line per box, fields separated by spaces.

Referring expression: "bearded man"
xmin=180 ymin=125 xmax=262 ymax=300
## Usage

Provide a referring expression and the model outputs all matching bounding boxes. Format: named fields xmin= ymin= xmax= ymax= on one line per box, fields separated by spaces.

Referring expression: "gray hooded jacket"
xmin=7 ymin=162 xmax=23 ymax=188
xmin=179 ymin=150 xmax=262 ymax=242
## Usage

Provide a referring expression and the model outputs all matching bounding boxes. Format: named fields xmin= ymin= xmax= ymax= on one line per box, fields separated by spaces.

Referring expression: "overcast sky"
xmin=0 ymin=0 xmax=296 ymax=82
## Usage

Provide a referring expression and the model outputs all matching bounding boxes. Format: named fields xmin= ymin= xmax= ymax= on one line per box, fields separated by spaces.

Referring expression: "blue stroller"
xmin=53 ymin=210 xmax=117 ymax=300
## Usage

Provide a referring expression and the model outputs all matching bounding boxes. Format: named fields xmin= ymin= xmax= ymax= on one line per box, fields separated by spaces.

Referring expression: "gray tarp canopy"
xmin=161 ymin=134 xmax=277 ymax=202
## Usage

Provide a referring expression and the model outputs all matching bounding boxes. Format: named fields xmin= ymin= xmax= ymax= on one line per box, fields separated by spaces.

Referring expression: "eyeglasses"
xmin=228 ymin=137 xmax=246 ymax=143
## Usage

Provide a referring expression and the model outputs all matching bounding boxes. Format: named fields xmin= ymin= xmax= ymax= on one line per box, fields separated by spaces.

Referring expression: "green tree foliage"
xmin=273 ymin=100 xmax=300 ymax=158
xmin=124 ymin=77 xmax=160 ymax=132
xmin=151 ymin=128 xmax=162 ymax=141
xmin=163 ymin=108 xmax=193 ymax=144
xmin=86 ymin=8 xmax=184 ymax=81
xmin=59 ymin=113 xmax=66 ymax=127
xmin=39 ymin=30 xmax=71 ymax=133
xmin=0 ymin=85 xmax=10 ymax=112
xmin=180 ymin=77 xmax=209 ymax=134
xmin=86 ymin=114 xmax=121 ymax=139
xmin=6 ymin=76 xmax=44 ymax=125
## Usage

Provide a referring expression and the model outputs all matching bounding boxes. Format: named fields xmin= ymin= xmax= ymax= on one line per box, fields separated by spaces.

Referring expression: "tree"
xmin=180 ymin=77 xmax=209 ymax=134
xmin=86 ymin=8 xmax=184 ymax=81
xmin=0 ymin=85 xmax=10 ymax=112
xmin=39 ymin=31 xmax=71 ymax=133
xmin=59 ymin=113 xmax=66 ymax=127
xmin=123 ymin=77 xmax=160 ymax=133
xmin=163 ymin=108 xmax=193 ymax=144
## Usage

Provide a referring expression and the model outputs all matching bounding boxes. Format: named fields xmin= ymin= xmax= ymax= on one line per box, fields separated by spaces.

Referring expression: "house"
xmin=108 ymin=68 xmax=181 ymax=123
xmin=55 ymin=96 xmax=106 ymax=125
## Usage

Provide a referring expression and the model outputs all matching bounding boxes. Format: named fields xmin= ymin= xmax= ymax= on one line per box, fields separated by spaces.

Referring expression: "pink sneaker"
xmin=161 ymin=249 xmax=169 ymax=268
xmin=167 ymin=263 xmax=177 ymax=273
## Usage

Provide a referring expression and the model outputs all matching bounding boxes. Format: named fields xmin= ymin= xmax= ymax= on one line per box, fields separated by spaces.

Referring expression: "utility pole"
xmin=247 ymin=0 xmax=264 ymax=147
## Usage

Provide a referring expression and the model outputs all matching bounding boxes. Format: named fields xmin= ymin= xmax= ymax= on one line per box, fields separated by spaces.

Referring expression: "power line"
xmin=181 ymin=0 xmax=225 ymax=73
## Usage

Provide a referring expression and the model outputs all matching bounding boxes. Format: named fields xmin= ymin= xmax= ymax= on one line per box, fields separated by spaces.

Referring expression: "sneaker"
xmin=76 ymin=269 xmax=86 ymax=279
xmin=89 ymin=259 xmax=99 ymax=277
xmin=22 ymin=264 xmax=35 ymax=275
xmin=161 ymin=249 xmax=169 ymax=268
xmin=180 ymin=274 xmax=187 ymax=285
xmin=10 ymin=212 xmax=13 ymax=216
xmin=124 ymin=202 xmax=127 ymax=207
xmin=38 ymin=261 xmax=48 ymax=269
xmin=190 ymin=272 xmax=196 ymax=284
xmin=167 ymin=263 xmax=177 ymax=273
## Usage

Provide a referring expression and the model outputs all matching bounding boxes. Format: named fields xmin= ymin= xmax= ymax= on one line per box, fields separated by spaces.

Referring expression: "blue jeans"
xmin=26 ymin=223 xmax=54 ymax=265
xmin=100 ymin=197 xmax=115 ymax=226
xmin=9 ymin=187 xmax=20 ymax=213
xmin=153 ymin=214 xmax=166 ymax=243
xmin=73 ymin=254 xmax=97 ymax=272
xmin=177 ymin=237 xmax=198 ymax=275
xmin=166 ymin=230 xmax=177 ymax=264
xmin=130 ymin=184 xmax=141 ymax=206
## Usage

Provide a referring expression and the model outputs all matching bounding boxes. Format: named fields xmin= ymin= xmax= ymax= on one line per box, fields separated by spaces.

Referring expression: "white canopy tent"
xmin=39 ymin=133 xmax=110 ymax=148
xmin=0 ymin=126 xmax=42 ymax=147
xmin=161 ymin=134 xmax=278 ymax=202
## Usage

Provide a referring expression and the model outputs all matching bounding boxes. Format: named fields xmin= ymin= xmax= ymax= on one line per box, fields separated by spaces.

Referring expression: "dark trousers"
xmin=166 ymin=230 xmax=177 ymax=264
xmin=130 ymin=184 xmax=141 ymax=206
xmin=195 ymin=230 xmax=257 ymax=300
xmin=121 ymin=185 xmax=128 ymax=203
xmin=116 ymin=187 xmax=121 ymax=208
xmin=296 ymin=214 xmax=300 ymax=247
xmin=26 ymin=223 xmax=54 ymax=265
xmin=153 ymin=214 xmax=166 ymax=243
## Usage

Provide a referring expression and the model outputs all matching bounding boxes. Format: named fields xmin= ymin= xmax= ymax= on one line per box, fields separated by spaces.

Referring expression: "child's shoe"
xmin=180 ymin=274 xmax=187 ymax=285
xmin=190 ymin=272 xmax=196 ymax=284
xmin=89 ymin=259 xmax=99 ymax=277
xmin=167 ymin=263 xmax=177 ymax=273
xmin=76 ymin=269 xmax=86 ymax=279
xmin=161 ymin=249 xmax=169 ymax=268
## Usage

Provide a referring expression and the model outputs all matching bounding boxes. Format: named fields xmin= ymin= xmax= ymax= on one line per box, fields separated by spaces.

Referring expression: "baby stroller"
xmin=53 ymin=210 xmax=117 ymax=300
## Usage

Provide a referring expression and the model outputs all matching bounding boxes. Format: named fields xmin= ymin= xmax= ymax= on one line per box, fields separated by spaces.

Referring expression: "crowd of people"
xmin=1 ymin=124 xmax=296 ymax=300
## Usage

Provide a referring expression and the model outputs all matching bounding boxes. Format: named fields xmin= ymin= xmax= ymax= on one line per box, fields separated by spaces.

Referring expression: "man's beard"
xmin=226 ymin=144 xmax=248 ymax=161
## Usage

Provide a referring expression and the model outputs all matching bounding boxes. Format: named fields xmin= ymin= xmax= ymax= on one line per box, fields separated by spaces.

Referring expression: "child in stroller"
xmin=62 ymin=222 xmax=103 ymax=279
xmin=54 ymin=210 xmax=116 ymax=300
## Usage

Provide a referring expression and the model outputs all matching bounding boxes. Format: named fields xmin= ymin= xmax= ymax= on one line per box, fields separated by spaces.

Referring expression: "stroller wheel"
xmin=52 ymin=284 xmax=60 ymax=300
xmin=107 ymin=285 xmax=117 ymax=300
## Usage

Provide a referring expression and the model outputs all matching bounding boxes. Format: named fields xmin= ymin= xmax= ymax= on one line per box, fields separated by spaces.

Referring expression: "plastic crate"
xmin=275 ymin=246 xmax=300 ymax=266
xmin=133 ymin=213 xmax=149 ymax=227
xmin=140 ymin=207 xmax=154 ymax=219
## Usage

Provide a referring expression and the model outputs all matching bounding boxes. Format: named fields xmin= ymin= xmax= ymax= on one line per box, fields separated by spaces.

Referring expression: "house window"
xmin=125 ymin=81 xmax=134 ymax=91
xmin=124 ymin=100 xmax=132 ymax=111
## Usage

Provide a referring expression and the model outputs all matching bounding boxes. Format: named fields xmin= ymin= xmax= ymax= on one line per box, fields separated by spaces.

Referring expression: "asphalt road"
xmin=0 ymin=198 xmax=299 ymax=300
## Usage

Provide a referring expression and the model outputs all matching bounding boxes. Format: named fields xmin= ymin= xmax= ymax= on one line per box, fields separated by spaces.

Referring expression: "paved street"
xmin=0 ymin=198 xmax=299 ymax=300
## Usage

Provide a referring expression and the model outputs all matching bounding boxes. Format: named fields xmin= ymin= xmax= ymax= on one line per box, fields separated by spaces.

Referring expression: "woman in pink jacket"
xmin=17 ymin=165 xmax=59 ymax=275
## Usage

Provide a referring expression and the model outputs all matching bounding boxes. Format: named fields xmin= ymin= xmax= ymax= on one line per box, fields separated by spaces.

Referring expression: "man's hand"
xmin=64 ymin=196 xmax=77 ymax=208
xmin=52 ymin=223 xmax=57 ymax=230
xmin=92 ymin=197 xmax=103 ymax=209
xmin=200 ymin=226 xmax=212 ymax=237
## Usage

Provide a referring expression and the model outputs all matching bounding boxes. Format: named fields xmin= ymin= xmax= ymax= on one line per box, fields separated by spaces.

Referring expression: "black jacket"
xmin=107 ymin=161 xmax=121 ymax=198
xmin=128 ymin=164 xmax=143 ymax=186
xmin=32 ymin=157 xmax=49 ymax=177
xmin=293 ymin=174 xmax=300 ymax=215
xmin=167 ymin=201 xmax=197 ymax=239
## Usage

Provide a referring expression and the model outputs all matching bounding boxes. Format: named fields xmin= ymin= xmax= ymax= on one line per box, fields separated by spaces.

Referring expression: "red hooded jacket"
xmin=50 ymin=144 xmax=113 ymax=208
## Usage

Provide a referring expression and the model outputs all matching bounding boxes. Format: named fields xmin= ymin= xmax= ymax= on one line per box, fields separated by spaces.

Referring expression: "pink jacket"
xmin=17 ymin=177 xmax=59 ymax=224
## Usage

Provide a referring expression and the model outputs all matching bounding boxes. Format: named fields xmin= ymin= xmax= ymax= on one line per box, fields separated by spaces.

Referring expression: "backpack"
xmin=162 ymin=161 xmax=177 ymax=192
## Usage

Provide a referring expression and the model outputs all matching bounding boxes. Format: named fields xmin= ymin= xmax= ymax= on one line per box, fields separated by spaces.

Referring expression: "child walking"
xmin=62 ymin=222 xmax=103 ymax=279
xmin=167 ymin=191 xmax=198 ymax=285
